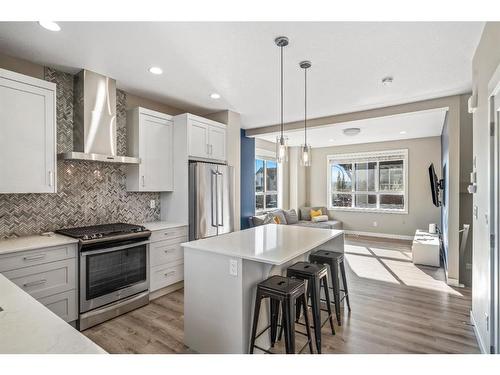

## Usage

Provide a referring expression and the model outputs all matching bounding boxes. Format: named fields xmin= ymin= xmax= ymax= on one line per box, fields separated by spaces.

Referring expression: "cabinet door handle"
xmin=23 ymin=279 xmax=47 ymax=288
xmin=48 ymin=171 xmax=53 ymax=187
xmin=210 ymin=144 xmax=213 ymax=155
xmin=164 ymin=271 xmax=176 ymax=277
xmin=142 ymin=175 xmax=145 ymax=187
xmin=23 ymin=254 xmax=47 ymax=261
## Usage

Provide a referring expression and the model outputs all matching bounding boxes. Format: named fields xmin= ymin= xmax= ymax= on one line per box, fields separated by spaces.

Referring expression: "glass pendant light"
xmin=300 ymin=60 xmax=312 ymax=167
xmin=275 ymin=36 xmax=289 ymax=163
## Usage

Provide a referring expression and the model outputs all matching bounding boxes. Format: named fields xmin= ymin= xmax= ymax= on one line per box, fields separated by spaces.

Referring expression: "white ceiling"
xmin=255 ymin=108 xmax=447 ymax=148
xmin=0 ymin=22 xmax=483 ymax=129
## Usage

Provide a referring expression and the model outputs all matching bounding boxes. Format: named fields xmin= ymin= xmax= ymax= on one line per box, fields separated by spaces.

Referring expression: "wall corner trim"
xmin=470 ymin=310 xmax=488 ymax=354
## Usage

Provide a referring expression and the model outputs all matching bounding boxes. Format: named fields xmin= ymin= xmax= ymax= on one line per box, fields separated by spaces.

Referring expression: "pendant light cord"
xmin=280 ymin=45 xmax=284 ymax=141
xmin=304 ymin=66 xmax=307 ymax=145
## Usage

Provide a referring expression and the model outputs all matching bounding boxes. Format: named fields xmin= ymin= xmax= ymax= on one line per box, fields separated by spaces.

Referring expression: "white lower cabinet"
xmin=38 ymin=290 xmax=77 ymax=323
xmin=149 ymin=225 xmax=187 ymax=292
xmin=0 ymin=243 xmax=78 ymax=323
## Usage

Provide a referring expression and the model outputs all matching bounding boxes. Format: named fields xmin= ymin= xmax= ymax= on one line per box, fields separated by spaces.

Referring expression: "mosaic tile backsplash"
xmin=0 ymin=68 xmax=160 ymax=239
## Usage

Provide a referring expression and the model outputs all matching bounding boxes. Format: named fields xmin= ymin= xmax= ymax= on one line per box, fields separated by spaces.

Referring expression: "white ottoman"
xmin=412 ymin=229 xmax=440 ymax=267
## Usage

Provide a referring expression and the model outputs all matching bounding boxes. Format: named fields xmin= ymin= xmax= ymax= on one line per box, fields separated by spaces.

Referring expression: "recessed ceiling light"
xmin=38 ymin=21 xmax=61 ymax=32
xmin=148 ymin=67 xmax=163 ymax=75
xmin=329 ymin=139 xmax=334 ymax=142
xmin=343 ymin=128 xmax=361 ymax=136
xmin=382 ymin=76 xmax=393 ymax=86
xmin=210 ymin=93 xmax=221 ymax=100
xmin=400 ymin=131 xmax=407 ymax=135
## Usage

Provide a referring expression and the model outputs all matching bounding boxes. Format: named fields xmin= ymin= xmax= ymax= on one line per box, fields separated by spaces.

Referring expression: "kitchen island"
xmin=182 ymin=224 xmax=344 ymax=354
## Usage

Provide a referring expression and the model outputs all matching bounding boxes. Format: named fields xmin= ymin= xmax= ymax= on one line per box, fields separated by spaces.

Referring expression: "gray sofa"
xmin=249 ymin=206 xmax=342 ymax=230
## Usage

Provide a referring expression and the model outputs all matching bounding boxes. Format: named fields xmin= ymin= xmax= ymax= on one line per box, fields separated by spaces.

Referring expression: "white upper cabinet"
xmin=126 ymin=107 xmax=173 ymax=192
xmin=181 ymin=114 xmax=227 ymax=162
xmin=0 ymin=68 xmax=57 ymax=194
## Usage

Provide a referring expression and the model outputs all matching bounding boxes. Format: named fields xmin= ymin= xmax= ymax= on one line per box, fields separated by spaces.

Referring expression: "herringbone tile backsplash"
xmin=0 ymin=68 xmax=160 ymax=239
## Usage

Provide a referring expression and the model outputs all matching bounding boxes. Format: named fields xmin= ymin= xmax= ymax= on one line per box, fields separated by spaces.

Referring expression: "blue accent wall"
xmin=240 ymin=129 xmax=255 ymax=229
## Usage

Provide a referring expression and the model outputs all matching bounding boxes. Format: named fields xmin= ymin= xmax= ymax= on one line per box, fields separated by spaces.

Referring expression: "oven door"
xmin=80 ymin=241 xmax=149 ymax=313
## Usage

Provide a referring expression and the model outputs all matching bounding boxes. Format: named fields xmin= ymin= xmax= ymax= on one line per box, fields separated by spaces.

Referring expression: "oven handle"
xmin=80 ymin=240 xmax=150 ymax=257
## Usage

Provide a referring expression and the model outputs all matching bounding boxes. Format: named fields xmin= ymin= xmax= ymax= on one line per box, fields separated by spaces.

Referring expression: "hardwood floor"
xmin=83 ymin=235 xmax=480 ymax=354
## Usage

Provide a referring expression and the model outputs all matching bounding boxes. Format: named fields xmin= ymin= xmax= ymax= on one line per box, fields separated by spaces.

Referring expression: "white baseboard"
xmin=470 ymin=310 xmax=488 ymax=354
xmin=344 ymin=230 xmax=414 ymax=241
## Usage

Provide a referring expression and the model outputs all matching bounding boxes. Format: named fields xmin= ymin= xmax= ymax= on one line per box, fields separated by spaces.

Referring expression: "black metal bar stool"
xmin=285 ymin=261 xmax=335 ymax=354
xmin=250 ymin=275 xmax=313 ymax=354
xmin=309 ymin=250 xmax=351 ymax=326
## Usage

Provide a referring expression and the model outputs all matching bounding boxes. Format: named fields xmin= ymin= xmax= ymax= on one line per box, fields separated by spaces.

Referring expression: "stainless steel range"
xmin=56 ymin=223 xmax=151 ymax=330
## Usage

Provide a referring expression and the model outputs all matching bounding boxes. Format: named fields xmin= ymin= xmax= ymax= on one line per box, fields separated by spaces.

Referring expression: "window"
xmin=255 ymin=158 xmax=278 ymax=212
xmin=327 ymin=150 xmax=408 ymax=213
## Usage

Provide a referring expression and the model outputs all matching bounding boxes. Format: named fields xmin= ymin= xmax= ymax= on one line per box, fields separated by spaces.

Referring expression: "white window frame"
xmin=255 ymin=156 xmax=279 ymax=214
xmin=326 ymin=149 xmax=409 ymax=214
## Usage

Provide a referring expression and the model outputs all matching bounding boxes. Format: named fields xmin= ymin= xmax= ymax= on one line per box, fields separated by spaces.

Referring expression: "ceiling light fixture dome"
xmin=275 ymin=36 xmax=289 ymax=164
xmin=300 ymin=60 xmax=312 ymax=167
xmin=343 ymin=127 xmax=361 ymax=136
xmin=210 ymin=93 xmax=221 ymax=99
xmin=38 ymin=21 xmax=61 ymax=32
xmin=148 ymin=66 xmax=163 ymax=75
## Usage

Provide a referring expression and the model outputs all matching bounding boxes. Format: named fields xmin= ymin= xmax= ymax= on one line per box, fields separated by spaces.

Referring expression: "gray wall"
xmin=459 ymin=94 xmax=474 ymax=287
xmin=307 ymin=136 xmax=442 ymax=237
xmin=471 ymin=22 xmax=500 ymax=353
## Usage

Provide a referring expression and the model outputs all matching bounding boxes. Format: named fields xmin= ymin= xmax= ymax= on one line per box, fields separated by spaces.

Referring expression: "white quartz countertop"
xmin=0 ymin=274 xmax=105 ymax=354
xmin=182 ymin=224 xmax=343 ymax=265
xmin=0 ymin=233 xmax=78 ymax=256
xmin=142 ymin=221 xmax=187 ymax=232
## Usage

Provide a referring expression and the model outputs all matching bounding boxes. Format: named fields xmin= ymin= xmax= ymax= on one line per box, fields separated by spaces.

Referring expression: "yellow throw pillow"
xmin=310 ymin=208 xmax=322 ymax=219
xmin=273 ymin=216 xmax=281 ymax=224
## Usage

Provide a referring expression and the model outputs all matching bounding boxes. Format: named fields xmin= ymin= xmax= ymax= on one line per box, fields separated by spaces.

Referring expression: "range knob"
xmin=82 ymin=234 xmax=90 ymax=241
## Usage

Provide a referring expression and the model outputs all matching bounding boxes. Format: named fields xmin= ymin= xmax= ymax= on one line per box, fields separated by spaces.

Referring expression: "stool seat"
xmin=286 ymin=261 xmax=328 ymax=278
xmin=310 ymin=250 xmax=344 ymax=263
xmin=258 ymin=275 xmax=304 ymax=297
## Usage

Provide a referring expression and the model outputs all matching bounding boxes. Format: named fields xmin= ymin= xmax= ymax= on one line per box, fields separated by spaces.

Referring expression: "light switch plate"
xmin=229 ymin=259 xmax=238 ymax=276
xmin=149 ymin=200 xmax=156 ymax=209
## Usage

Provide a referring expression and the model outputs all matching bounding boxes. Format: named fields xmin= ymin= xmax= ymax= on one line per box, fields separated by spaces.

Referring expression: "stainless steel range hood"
xmin=58 ymin=70 xmax=140 ymax=164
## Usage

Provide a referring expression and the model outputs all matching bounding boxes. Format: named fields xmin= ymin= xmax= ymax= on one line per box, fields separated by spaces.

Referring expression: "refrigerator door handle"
xmin=211 ymin=170 xmax=218 ymax=228
xmin=217 ymin=171 xmax=224 ymax=227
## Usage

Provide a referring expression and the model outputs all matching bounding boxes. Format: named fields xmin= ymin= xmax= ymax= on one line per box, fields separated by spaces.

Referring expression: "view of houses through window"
xmin=328 ymin=150 xmax=407 ymax=212
xmin=255 ymin=158 xmax=278 ymax=212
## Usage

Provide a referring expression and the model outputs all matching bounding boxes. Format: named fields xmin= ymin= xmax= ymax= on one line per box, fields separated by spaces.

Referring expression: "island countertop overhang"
xmin=181 ymin=224 xmax=344 ymax=266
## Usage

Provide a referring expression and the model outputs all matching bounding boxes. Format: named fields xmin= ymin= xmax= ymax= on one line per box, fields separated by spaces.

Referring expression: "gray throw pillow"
xmin=252 ymin=214 xmax=273 ymax=226
xmin=283 ymin=209 xmax=299 ymax=224
xmin=269 ymin=210 xmax=288 ymax=225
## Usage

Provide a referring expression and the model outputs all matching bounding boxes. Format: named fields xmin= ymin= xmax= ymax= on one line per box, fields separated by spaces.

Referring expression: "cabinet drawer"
xmin=150 ymin=239 xmax=184 ymax=267
xmin=150 ymin=226 xmax=188 ymax=243
xmin=150 ymin=262 xmax=184 ymax=292
xmin=38 ymin=289 xmax=78 ymax=322
xmin=0 ymin=244 xmax=77 ymax=273
xmin=3 ymin=258 xmax=76 ymax=300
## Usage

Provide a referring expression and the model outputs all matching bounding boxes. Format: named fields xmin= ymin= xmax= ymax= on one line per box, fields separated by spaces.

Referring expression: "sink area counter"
xmin=0 ymin=273 xmax=105 ymax=354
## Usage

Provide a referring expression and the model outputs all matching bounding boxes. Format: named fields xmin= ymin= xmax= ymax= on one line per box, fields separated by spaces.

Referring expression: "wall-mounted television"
xmin=428 ymin=163 xmax=444 ymax=207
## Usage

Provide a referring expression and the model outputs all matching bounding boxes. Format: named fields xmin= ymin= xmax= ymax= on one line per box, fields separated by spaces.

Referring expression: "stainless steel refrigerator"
xmin=189 ymin=162 xmax=234 ymax=240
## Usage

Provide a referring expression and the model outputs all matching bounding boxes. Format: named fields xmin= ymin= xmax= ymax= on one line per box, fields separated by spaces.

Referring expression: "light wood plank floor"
xmin=83 ymin=235 xmax=480 ymax=354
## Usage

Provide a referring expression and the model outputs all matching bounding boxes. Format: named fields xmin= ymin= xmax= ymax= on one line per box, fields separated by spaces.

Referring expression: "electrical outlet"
xmin=229 ymin=259 xmax=238 ymax=276
xmin=466 ymin=263 xmax=472 ymax=270
xmin=373 ymin=221 xmax=378 ymax=227
xmin=149 ymin=200 xmax=156 ymax=209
